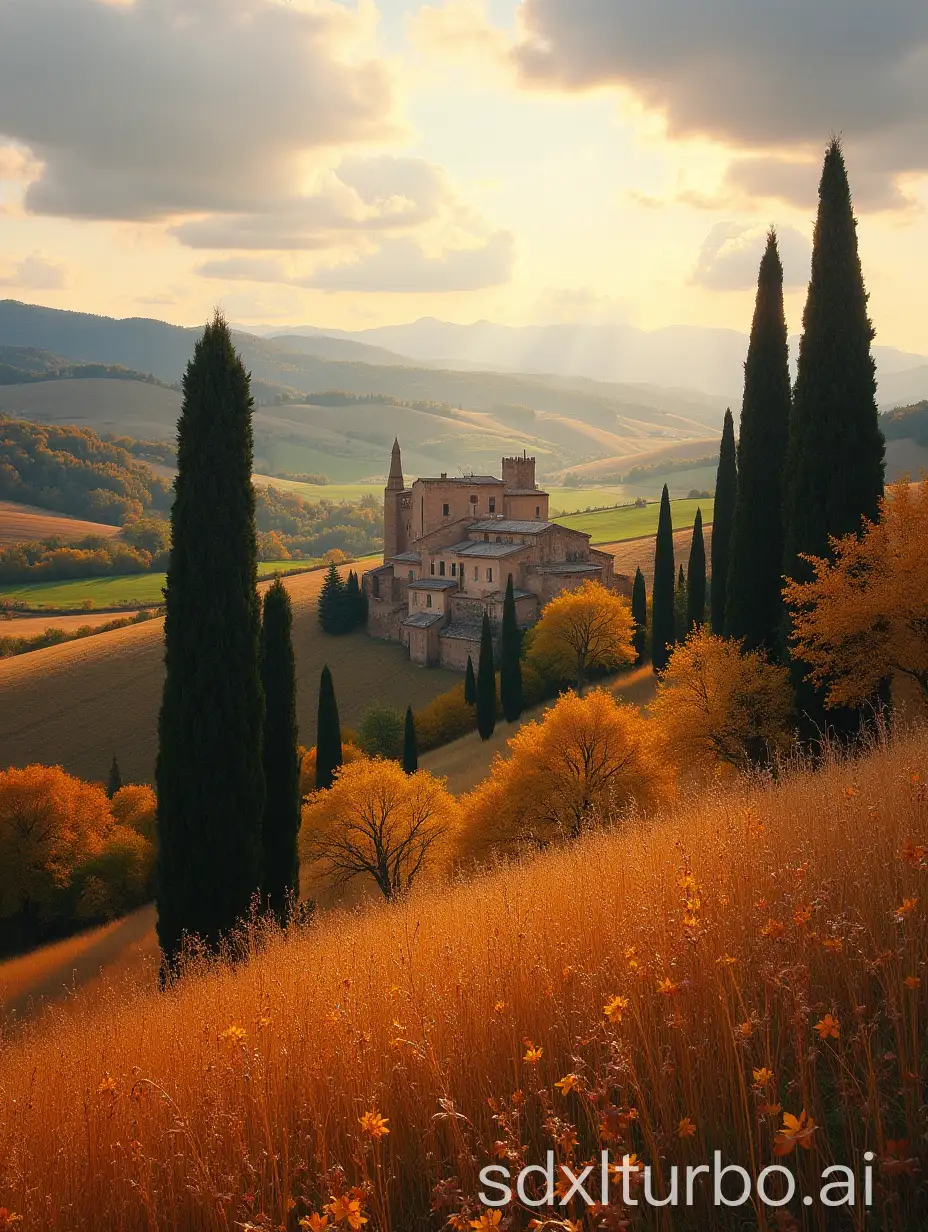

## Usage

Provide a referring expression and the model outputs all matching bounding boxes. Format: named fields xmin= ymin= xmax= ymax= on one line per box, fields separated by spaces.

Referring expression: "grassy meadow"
xmin=0 ymin=723 xmax=923 ymax=1230
xmin=556 ymin=496 xmax=714 ymax=544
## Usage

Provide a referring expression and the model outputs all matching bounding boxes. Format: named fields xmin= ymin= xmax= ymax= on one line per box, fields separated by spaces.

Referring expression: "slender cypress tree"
xmin=315 ymin=665 xmax=343 ymax=789
xmin=260 ymin=579 xmax=300 ymax=924
xmin=726 ymin=231 xmax=792 ymax=653
xmin=318 ymin=563 xmax=348 ymax=634
xmin=651 ymin=485 xmax=676 ymax=672
xmin=631 ymin=567 xmax=647 ymax=664
xmin=345 ymin=570 xmax=367 ymax=630
xmin=686 ymin=508 xmax=706 ymax=633
xmin=402 ymin=705 xmax=418 ymax=774
xmin=107 ymin=754 xmax=122 ymax=799
xmin=783 ymin=140 xmax=885 ymax=732
xmin=674 ymin=564 xmax=688 ymax=641
xmin=464 ymin=654 xmax=477 ymax=705
xmin=711 ymin=408 xmax=737 ymax=632
xmin=155 ymin=313 xmax=265 ymax=967
xmin=476 ymin=610 xmax=496 ymax=740
xmin=499 ymin=573 xmax=523 ymax=723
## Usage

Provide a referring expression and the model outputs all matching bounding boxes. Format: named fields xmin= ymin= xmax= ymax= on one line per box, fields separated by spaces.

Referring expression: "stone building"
xmin=363 ymin=440 xmax=617 ymax=670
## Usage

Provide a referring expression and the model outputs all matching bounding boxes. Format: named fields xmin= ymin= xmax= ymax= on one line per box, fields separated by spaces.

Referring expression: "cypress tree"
xmin=631 ymin=567 xmax=647 ymax=664
xmin=499 ymin=573 xmax=523 ymax=723
xmin=155 ymin=313 xmax=265 ymax=967
xmin=107 ymin=754 xmax=122 ymax=799
xmin=674 ymin=564 xmax=688 ymax=642
xmin=260 ymin=579 xmax=300 ymax=924
xmin=711 ymin=408 xmax=737 ymax=632
xmin=651 ymin=484 xmax=676 ymax=672
xmin=782 ymin=139 xmax=885 ymax=730
xmin=726 ymin=230 xmax=792 ymax=653
xmin=402 ymin=705 xmax=418 ymax=774
xmin=315 ymin=665 xmax=343 ymax=790
xmin=464 ymin=654 xmax=477 ymax=705
xmin=345 ymin=570 xmax=367 ymax=630
xmin=686 ymin=508 xmax=706 ymax=633
xmin=476 ymin=610 xmax=496 ymax=740
xmin=318 ymin=563 xmax=348 ymax=634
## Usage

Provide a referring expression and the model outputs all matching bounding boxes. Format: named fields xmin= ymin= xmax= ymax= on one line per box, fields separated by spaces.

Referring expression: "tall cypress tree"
xmin=315 ymin=665 xmax=343 ymax=790
xmin=783 ymin=139 xmax=885 ymax=730
xmin=464 ymin=654 xmax=477 ymax=705
xmin=631 ymin=567 xmax=647 ymax=664
xmin=711 ymin=408 xmax=737 ymax=632
xmin=260 ymin=579 xmax=300 ymax=924
xmin=402 ymin=705 xmax=418 ymax=774
xmin=107 ymin=754 xmax=122 ymax=799
xmin=726 ymin=231 xmax=792 ymax=653
xmin=476 ymin=610 xmax=496 ymax=740
xmin=651 ymin=484 xmax=676 ymax=672
xmin=674 ymin=564 xmax=688 ymax=642
xmin=686 ymin=508 xmax=706 ymax=633
xmin=156 ymin=313 xmax=265 ymax=967
xmin=499 ymin=573 xmax=523 ymax=723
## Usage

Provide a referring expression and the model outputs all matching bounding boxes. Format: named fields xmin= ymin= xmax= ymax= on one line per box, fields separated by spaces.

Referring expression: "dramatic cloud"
xmin=197 ymin=231 xmax=516 ymax=293
xmin=0 ymin=0 xmax=397 ymax=221
xmin=0 ymin=254 xmax=71 ymax=290
xmin=511 ymin=0 xmax=928 ymax=208
xmin=691 ymin=223 xmax=812 ymax=292
xmin=171 ymin=157 xmax=457 ymax=250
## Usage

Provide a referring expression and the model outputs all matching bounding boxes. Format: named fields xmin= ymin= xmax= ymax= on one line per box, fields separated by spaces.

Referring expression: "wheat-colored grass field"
xmin=603 ymin=524 xmax=715 ymax=587
xmin=0 ymin=725 xmax=923 ymax=1230
xmin=0 ymin=500 xmax=122 ymax=545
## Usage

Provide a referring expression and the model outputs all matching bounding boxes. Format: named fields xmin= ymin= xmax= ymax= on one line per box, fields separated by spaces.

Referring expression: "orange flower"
xmin=0 ymin=1213 xmax=22 ymax=1230
xmin=326 ymin=1196 xmax=367 ymax=1229
xmin=736 ymin=1020 xmax=754 ymax=1040
xmin=97 ymin=1074 xmax=118 ymax=1096
xmin=752 ymin=1067 xmax=774 ymax=1087
xmin=903 ymin=975 xmax=921 ymax=990
xmin=793 ymin=906 xmax=813 ymax=927
xmin=822 ymin=937 xmax=843 ymax=953
xmin=814 ymin=1014 xmax=840 ymax=1040
xmin=493 ymin=1001 xmax=506 ymax=1014
xmin=604 ymin=995 xmax=629 ymax=1023
xmin=761 ymin=919 xmax=785 ymax=939
xmin=359 ymin=1110 xmax=389 ymax=1139
xmin=300 ymin=1216 xmax=330 ymax=1232
xmin=470 ymin=1212 xmax=502 ymax=1229
xmin=894 ymin=897 xmax=918 ymax=922
xmin=219 ymin=1024 xmax=247 ymax=1045
xmin=677 ymin=1117 xmax=696 ymax=1139
xmin=774 ymin=1110 xmax=816 ymax=1156
xmin=523 ymin=1043 xmax=543 ymax=1064
xmin=657 ymin=977 xmax=679 ymax=996
xmin=555 ymin=1073 xmax=579 ymax=1095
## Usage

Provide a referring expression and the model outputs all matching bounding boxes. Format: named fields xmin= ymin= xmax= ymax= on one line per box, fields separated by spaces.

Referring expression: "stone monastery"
xmin=362 ymin=439 xmax=615 ymax=670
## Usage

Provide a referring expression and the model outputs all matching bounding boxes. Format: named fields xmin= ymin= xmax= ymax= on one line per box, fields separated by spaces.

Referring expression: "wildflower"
xmin=736 ymin=1020 xmax=754 ymax=1040
xmin=493 ymin=1001 xmax=507 ymax=1014
xmin=359 ymin=1110 xmax=389 ymax=1140
xmin=0 ymin=1212 xmax=22 ymax=1230
xmin=220 ymin=1024 xmax=247 ymax=1045
xmin=759 ymin=1103 xmax=782 ymax=1117
xmin=822 ymin=937 xmax=843 ymax=953
xmin=257 ymin=1014 xmax=271 ymax=1031
xmin=903 ymin=975 xmax=921 ymax=990
xmin=844 ymin=786 xmax=857 ymax=799
xmin=624 ymin=945 xmax=639 ymax=970
xmin=677 ymin=1117 xmax=696 ymax=1139
xmin=470 ymin=1212 xmax=502 ymax=1230
xmin=752 ymin=1067 xmax=774 ymax=1087
xmin=604 ymin=995 xmax=629 ymax=1023
xmin=899 ymin=838 xmax=927 ymax=867
xmin=761 ymin=919 xmax=785 ymax=939
xmin=97 ymin=1073 xmax=118 ymax=1096
xmin=299 ymin=1216 xmax=330 ymax=1232
xmin=555 ymin=1073 xmax=580 ymax=1095
xmin=491 ymin=1141 xmax=508 ymax=1159
xmin=793 ymin=906 xmax=813 ymax=927
xmin=657 ymin=977 xmax=679 ymax=996
xmin=774 ymin=1111 xmax=816 ymax=1156
xmin=523 ymin=1043 xmax=543 ymax=1064
xmin=814 ymin=1014 xmax=840 ymax=1040
xmin=325 ymin=1196 xmax=367 ymax=1229
xmin=894 ymin=897 xmax=918 ymax=922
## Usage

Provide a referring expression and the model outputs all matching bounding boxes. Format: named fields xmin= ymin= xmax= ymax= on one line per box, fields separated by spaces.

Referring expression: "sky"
xmin=1 ymin=0 xmax=927 ymax=352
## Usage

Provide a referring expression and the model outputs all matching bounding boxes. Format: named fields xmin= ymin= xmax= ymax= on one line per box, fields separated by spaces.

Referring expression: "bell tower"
xmin=383 ymin=437 xmax=407 ymax=560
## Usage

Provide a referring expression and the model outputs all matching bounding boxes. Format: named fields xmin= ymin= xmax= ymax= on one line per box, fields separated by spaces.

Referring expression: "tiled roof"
xmin=408 ymin=577 xmax=460 ymax=590
xmin=439 ymin=622 xmax=485 ymax=642
xmin=488 ymin=588 xmax=535 ymax=601
xmin=504 ymin=488 xmax=549 ymax=496
xmin=454 ymin=541 xmax=526 ymax=559
xmin=539 ymin=562 xmax=600 ymax=574
xmin=468 ymin=519 xmax=554 ymax=534
xmin=403 ymin=612 xmax=445 ymax=628
xmin=391 ymin=550 xmax=422 ymax=563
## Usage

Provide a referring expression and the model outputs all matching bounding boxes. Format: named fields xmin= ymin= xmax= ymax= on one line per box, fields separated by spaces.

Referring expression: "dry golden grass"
xmin=0 ymin=560 xmax=456 ymax=784
xmin=0 ymin=725 xmax=924 ymax=1230
xmin=604 ymin=525 xmax=714 ymax=587
xmin=0 ymin=499 xmax=121 ymax=545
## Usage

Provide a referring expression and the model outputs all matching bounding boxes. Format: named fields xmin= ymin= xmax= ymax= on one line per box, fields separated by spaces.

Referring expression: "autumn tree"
xmin=783 ymin=481 xmax=928 ymax=707
xmin=301 ymin=758 xmax=456 ymax=899
xmin=529 ymin=580 xmax=635 ymax=694
xmin=111 ymin=784 xmax=157 ymax=842
xmin=631 ymin=567 xmax=647 ymax=664
xmin=686 ymin=509 xmax=706 ymax=632
xmin=315 ymin=665 xmax=343 ymax=789
xmin=476 ymin=610 xmax=497 ymax=740
xmin=652 ymin=485 xmax=676 ymax=671
xmin=156 ymin=313 xmax=264 ymax=967
xmin=649 ymin=629 xmax=793 ymax=772
xmin=260 ymin=578 xmax=300 ymax=923
xmin=500 ymin=573 xmax=523 ymax=722
xmin=460 ymin=689 xmax=671 ymax=857
xmin=711 ymin=408 xmax=737 ymax=632
xmin=300 ymin=741 xmax=362 ymax=800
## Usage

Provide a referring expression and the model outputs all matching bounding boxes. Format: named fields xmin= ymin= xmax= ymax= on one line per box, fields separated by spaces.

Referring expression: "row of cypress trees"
xmin=314 ymin=665 xmax=419 ymax=782
xmin=318 ymin=564 xmax=367 ymax=634
xmin=470 ymin=575 xmax=524 ymax=740
xmin=156 ymin=316 xmax=302 ymax=969
xmin=649 ymin=485 xmax=709 ymax=670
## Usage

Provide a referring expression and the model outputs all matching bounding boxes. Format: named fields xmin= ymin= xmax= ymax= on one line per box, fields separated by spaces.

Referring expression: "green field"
xmin=555 ymin=497 xmax=714 ymax=544
xmin=252 ymin=475 xmax=382 ymax=503
xmin=0 ymin=561 xmax=321 ymax=610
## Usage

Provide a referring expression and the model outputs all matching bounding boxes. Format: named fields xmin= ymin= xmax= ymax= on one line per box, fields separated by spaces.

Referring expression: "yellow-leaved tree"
xmin=301 ymin=758 xmax=457 ymax=899
xmin=299 ymin=742 xmax=363 ymax=800
xmin=649 ymin=629 xmax=793 ymax=772
xmin=528 ymin=580 xmax=636 ymax=694
xmin=783 ymin=480 xmax=928 ymax=706
xmin=460 ymin=688 xmax=671 ymax=857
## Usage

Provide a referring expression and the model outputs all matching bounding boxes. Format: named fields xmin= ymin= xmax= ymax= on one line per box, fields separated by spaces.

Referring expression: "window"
xmin=430 ymin=562 xmax=435 ymax=576
xmin=470 ymin=494 xmax=478 ymax=505
xmin=443 ymin=503 xmax=450 ymax=517
xmin=484 ymin=533 xmax=490 ymax=542
xmin=487 ymin=568 xmax=493 ymax=583
xmin=413 ymin=592 xmax=418 ymax=606
xmin=451 ymin=562 xmax=457 ymax=577
xmin=474 ymin=566 xmax=479 ymax=580
xmin=489 ymin=498 xmax=496 ymax=513
xmin=536 ymin=506 xmax=541 ymax=518
xmin=439 ymin=561 xmax=445 ymax=576
xmin=426 ymin=594 xmax=433 ymax=608
xmin=408 ymin=570 xmax=415 ymax=581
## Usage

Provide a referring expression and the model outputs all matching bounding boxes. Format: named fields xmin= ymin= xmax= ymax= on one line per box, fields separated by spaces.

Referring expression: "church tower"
xmin=383 ymin=437 xmax=407 ymax=560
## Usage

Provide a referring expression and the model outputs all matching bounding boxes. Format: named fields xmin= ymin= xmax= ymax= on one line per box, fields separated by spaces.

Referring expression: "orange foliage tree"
xmin=301 ymin=758 xmax=457 ymax=899
xmin=649 ymin=629 xmax=794 ymax=771
xmin=528 ymin=580 xmax=635 ymax=694
xmin=460 ymin=689 xmax=671 ymax=856
xmin=783 ymin=480 xmax=928 ymax=706
xmin=111 ymin=784 xmax=157 ymax=842
xmin=299 ymin=742 xmax=363 ymax=799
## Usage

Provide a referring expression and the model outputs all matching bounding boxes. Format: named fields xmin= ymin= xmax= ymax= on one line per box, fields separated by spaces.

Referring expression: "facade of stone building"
xmin=363 ymin=440 xmax=618 ymax=670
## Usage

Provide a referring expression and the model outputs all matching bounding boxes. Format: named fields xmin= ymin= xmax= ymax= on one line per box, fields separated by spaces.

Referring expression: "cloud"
xmin=0 ymin=253 xmax=71 ymax=290
xmin=0 ymin=0 xmax=397 ymax=221
xmin=690 ymin=223 xmax=812 ymax=292
xmin=510 ymin=0 xmax=928 ymax=209
xmin=0 ymin=145 xmax=40 ymax=184
xmin=196 ymin=231 xmax=516 ymax=292
xmin=170 ymin=157 xmax=456 ymax=250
